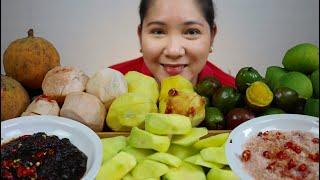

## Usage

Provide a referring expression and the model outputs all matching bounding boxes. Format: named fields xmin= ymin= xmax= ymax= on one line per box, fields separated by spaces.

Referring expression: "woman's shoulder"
xmin=199 ymin=61 xmax=236 ymax=88
xmin=109 ymin=57 xmax=145 ymax=75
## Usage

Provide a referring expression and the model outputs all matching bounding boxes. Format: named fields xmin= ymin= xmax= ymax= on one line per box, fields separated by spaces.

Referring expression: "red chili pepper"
xmin=284 ymin=141 xmax=293 ymax=149
xmin=292 ymin=145 xmax=302 ymax=154
xmin=276 ymin=150 xmax=289 ymax=160
xmin=287 ymin=159 xmax=297 ymax=170
xmin=312 ymin=138 xmax=319 ymax=144
xmin=262 ymin=151 xmax=272 ymax=159
xmin=308 ymin=153 xmax=319 ymax=162
xmin=242 ymin=150 xmax=251 ymax=162
xmin=35 ymin=151 xmax=46 ymax=158
xmin=297 ymin=164 xmax=307 ymax=172
xmin=266 ymin=161 xmax=277 ymax=171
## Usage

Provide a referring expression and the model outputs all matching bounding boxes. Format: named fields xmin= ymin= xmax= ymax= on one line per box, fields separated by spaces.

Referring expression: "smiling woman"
xmin=109 ymin=0 xmax=236 ymax=87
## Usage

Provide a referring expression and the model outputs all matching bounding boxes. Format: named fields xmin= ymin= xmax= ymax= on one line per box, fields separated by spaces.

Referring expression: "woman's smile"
xmin=160 ymin=63 xmax=188 ymax=75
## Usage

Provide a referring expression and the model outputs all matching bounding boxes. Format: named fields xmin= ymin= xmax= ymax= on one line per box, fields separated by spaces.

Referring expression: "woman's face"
xmin=139 ymin=0 xmax=216 ymax=84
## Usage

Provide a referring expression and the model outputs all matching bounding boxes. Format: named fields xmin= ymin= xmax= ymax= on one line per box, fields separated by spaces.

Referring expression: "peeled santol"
xmin=21 ymin=95 xmax=60 ymax=116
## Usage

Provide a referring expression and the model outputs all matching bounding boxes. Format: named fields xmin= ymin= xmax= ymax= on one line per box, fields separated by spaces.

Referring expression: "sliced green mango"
xmin=200 ymin=146 xmax=228 ymax=165
xmin=162 ymin=161 xmax=206 ymax=180
xmin=207 ymin=166 xmax=239 ymax=180
xmin=184 ymin=154 xmax=224 ymax=168
xmin=101 ymin=136 xmax=127 ymax=163
xmin=167 ymin=144 xmax=199 ymax=160
xmin=96 ymin=152 xmax=136 ymax=180
xmin=123 ymin=173 xmax=160 ymax=180
xmin=127 ymin=127 xmax=170 ymax=152
xmin=131 ymin=159 xmax=169 ymax=179
xmin=123 ymin=145 xmax=156 ymax=163
xmin=193 ymin=132 xmax=229 ymax=149
xmin=145 ymin=113 xmax=192 ymax=135
xmin=148 ymin=152 xmax=182 ymax=168
xmin=172 ymin=127 xmax=208 ymax=146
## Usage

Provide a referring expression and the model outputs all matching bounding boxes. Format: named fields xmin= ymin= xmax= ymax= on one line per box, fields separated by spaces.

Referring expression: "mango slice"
xmin=162 ymin=161 xmax=206 ymax=180
xmin=184 ymin=154 xmax=224 ymax=168
xmin=101 ymin=136 xmax=127 ymax=163
xmin=148 ymin=152 xmax=182 ymax=168
xmin=122 ymin=146 xmax=155 ymax=163
xmin=172 ymin=127 xmax=208 ymax=146
xmin=200 ymin=146 xmax=228 ymax=165
xmin=167 ymin=144 xmax=199 ymax=160
xmin=207 ymin=166 xmax=239 ymax=180
xmin=131 ymin=159 xmax=169 ymax=179
xmin=193 ymin=132 xmax=229 ymax=149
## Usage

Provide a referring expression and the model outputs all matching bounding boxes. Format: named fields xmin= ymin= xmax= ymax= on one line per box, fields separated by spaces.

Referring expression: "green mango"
xmin=193 ymin=133 xmax=229 ymax=149
xmin=131 ymin=159 xmax=169 ymax=179
xmin=148 ymin=152 xmax=182 ymax=168
xmin=127 ymin=127 xmax=170 ymax=152
xmin=184 ymin=154 xmax=224 ymax=168
xmin=122 ymin=146 xmax=156 ymax=163
xmin=162 ymin=162 xmax=206 ymax=180
xmin=145 ymin=113 xmax=192 ymax=135
xmin=101 ymin=136 xmax=127 ymax=163
xmin=172 ymin=127 xmax=208 ymax=146
xmin=167 ymin=144 xmax=199 ymax=160
xmin=207 ymin=166 xmax=239 ymax=180
xmin=200 ymin=146 xmax=228 ymax=165
xmin=125 ymin=71 xmax=159 ymax=103
xmin=96 ymin=152 xmax=136 ymax=180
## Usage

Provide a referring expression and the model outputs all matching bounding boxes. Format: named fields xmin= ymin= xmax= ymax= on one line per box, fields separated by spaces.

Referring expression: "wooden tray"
xmin=97 ymin=130 xmax=231 ymax=138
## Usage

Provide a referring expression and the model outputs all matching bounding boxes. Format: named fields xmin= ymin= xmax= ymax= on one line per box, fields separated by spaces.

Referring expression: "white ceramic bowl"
xmin=226 ymin=114 xmax=319 ymax=180
xmin=1 ymin=115 xmax=102 ymax=180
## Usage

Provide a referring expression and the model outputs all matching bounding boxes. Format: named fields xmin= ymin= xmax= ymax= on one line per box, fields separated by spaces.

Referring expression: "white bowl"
xmin=1 ymin=115 xmax=102 ymax=180
xmin=225 ymin=114 xmax=319 ymax=180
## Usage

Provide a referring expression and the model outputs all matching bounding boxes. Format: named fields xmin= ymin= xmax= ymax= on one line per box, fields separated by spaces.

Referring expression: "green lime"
xmin=203 ymin=107 xmax=225 ymax=130
xmin=236 ymin=67 xmax=263 ymax=93
xmin=212 ymin=87 xmax=242 ymax=113
xmin=310 ymin=69 xmax=319 ymax=98
xmin=304 ymin=98 xmax=319 ymax=117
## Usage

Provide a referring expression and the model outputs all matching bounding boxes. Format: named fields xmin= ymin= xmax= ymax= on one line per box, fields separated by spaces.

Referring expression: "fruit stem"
xmin=28 ymin=29 xmax=34 ymax=37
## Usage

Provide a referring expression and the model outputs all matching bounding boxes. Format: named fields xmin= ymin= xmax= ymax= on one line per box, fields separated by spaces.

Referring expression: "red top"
xmin=109 ymin=56 xmax=235 ymax=87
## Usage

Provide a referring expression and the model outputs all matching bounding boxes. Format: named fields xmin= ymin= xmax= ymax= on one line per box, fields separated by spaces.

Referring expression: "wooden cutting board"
xmin=97 ymin=130 xmax=231 ymax=138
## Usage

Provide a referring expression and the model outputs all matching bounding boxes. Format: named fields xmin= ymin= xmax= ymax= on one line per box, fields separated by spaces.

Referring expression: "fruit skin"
xmin=310 ymin=69 xmax=319 ymax=98
xmin=265 ymin=66 xmax=287 ymax=91
xmin=195 ymin=76 xmax=221 ymax=98
xmin=235 ymin=67 xmax=263 ymax=93
xmin=125 ymin=71 xmax=159 ymax=103
xmin=226 ymin=108 xmax=255 ymax=130
xmin=1 ymin=75 xmax=30 ymax=121
xmin=282 ymin=43 xmax=319 ymax=74
xmin=273 ymin=87 xmax=299 ymax=112
xmin=262 ymin=107 xmax=285 ymax=115
xmin=212 ymin=87 xmax=241 ymax=114
xmin=304 ymin=98 xmax=319 ymax=117
xmin=274 ymin=71 xmax=313 ymax=99
xmin=3 ymin=29 xmax=60 ymax=89
xmin=202 ymin=107 xmax=225 ymax=130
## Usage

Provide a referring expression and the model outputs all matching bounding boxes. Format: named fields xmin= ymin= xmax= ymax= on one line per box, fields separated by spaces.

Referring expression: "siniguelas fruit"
xmin=274 ymin=71 xmax=313 ymax=99
xmin=265 ymin=66 xmax=287 ymax=91
xmin=304 ymin=98 xmax=319 ymax=117
xmin=310 ymin=69 xmax=319 ymax=98
xmin=245 ymin=81 xmax=274 ymax=111
xmin=282 ymin=43 xmax=319 ymax=74
xmin=212 ymin=87 xmax=242 ymax=114
xmin=195 ymin=76 xmax=222 ymax=98
xmin=262 ymin=107 xmax=286 ymax=115
xmin=273 ymin=87 xmax=300 ymax=112
xmin=235 ymin=67 xmax=263 ymax=93
xmin=202 ymin=107 xmax=225 ymax=130
xmin=125 ymin=71 xmax=159 ymax=103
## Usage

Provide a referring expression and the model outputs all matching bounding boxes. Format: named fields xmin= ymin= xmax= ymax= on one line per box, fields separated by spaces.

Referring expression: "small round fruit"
xmin=273 ymin=87 xmax=299 ymax=112
xmin=310 ymin=69 xmax=319 ymax=98
xmin=226 ymin=108 xmax=255 ymax=130
xmin=262 ymin=108 xmax=286 ymax=116
xmin=304 ymin=98 xmax=319 ymax=117
xmin=236 ymin=67 xmax=263 ymax=92
xmin=203 ymin=107 xmax=225 ymax=130
xmin=212 ymin=87 xmax=241 ymax=114
xmin=245 ymin=81 xmax=273 ymax=111
xmin=195 ymin=76 xmax=222 ymax=98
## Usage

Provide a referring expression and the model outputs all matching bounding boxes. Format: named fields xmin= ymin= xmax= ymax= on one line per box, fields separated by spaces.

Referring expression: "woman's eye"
xmin=150 ymin=29 xmax=165 ymax=35
xmin=184 ymin=29 xmax=201 ymax=37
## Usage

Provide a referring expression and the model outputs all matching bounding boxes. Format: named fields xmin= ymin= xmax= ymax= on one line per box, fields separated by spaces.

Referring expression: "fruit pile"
xmin=97 ymin=113 xmax=237 ymax=180
xmin=196 ymin=43 xmax=319 ymax=130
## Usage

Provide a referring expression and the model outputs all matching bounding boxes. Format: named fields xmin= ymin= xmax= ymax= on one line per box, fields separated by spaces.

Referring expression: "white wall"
xmin=1 ymin=0 xmax=319 ymax=77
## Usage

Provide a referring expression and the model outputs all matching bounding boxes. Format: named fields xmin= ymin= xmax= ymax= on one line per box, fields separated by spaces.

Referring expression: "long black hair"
xmin=139 ymin=0 xmax=216 ymax=31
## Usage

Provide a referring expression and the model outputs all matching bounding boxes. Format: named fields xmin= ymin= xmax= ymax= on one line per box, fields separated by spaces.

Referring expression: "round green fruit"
xmin=274 ymin=71 xmax=313 ymax=99
xmin=265 ymin=66 xmax=287 ymax=91
xmin=262 ymin=108 xmax=285 ymax=116
xmin=282 ymin=43 xmax=319 ymax=74
xmin=203 ymin=107 xmax=225 ymax=130
xmin=195 ymin=76 xmax=221 ymax=98
xmin=212 ymin=87 xmax=241 ymax=114
xmin=310 ymin=69 xmax=319 ymax=98
xmin=235 ymin=67 xmax=263 ymax=93
xmin=304 ymin=98 xmax=319 ymax=117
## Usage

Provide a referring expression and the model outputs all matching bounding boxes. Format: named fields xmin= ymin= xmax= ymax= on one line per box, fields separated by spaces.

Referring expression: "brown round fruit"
xmin=3 ymin=29 xmax=60 ymax=89
xmin=226 ymin=108 xmax=255 ymax=130
xmin=1 ymin=75 xmax=30 ymax=121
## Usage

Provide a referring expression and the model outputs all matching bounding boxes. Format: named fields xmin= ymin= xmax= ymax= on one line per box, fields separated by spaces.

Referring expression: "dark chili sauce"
xmin=1 ymin=132 xmax=87 ymax=180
